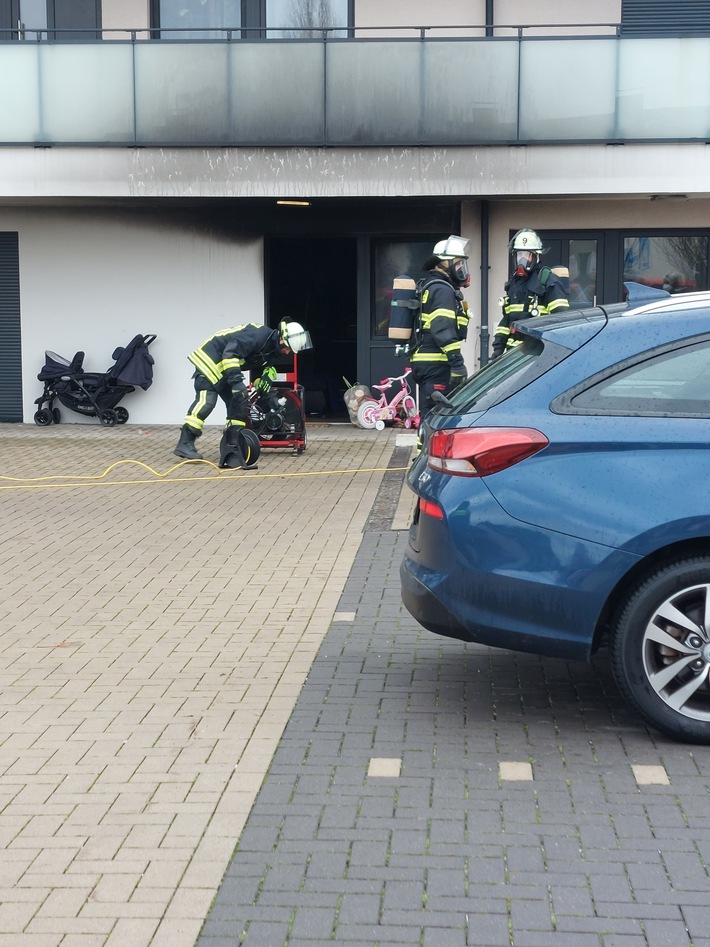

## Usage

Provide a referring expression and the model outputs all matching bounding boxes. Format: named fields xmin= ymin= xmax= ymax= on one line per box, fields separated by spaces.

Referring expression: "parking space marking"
xmin=632 ymin=764 xmax=670 ymax=785
xmin=499 ymin=761 xmax=534 ymax=781
xmin=368 ymin=757 xmax=402 ymax=778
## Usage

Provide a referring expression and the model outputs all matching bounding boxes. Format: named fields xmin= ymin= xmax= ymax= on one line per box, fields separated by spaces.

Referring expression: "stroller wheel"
xmin=99 ymin=409 xmax=118 ymax=427
xmin=34 ymin=408 xmax=53 ymax=426
xmin=115 ymin=407 xmax=129 ymax=424
xmin=52 ymin=408 xmax=61 ymax=424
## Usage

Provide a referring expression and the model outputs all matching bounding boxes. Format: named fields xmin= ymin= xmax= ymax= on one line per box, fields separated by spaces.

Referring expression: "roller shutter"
xmin=621 ymin=0 xmax=710 ymax=34
xmin=0 ymin=233 xmax=22 ymax=423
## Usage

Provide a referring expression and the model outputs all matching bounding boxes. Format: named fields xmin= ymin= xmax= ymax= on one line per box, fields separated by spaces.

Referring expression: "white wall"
xmin=353 ymin=0 xmax=620 ymax=35
xmin=102 ymin=0 xmax=149 ymax=38
xmin=7 ymin=207 xmax=264 ymax=425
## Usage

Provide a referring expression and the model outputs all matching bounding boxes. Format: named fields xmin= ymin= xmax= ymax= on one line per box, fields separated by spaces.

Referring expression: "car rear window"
xmin=564 ymin=337 xmax=710 ymax=418
xmin=442 ymin=337 xmax=560 ymax=414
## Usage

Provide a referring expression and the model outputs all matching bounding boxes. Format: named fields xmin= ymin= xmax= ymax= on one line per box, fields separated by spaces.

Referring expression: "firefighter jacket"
xmin=411 ymin=270 xmax=469 ymax=374
xmin=188 ymin=323 xmax=281 ymax=390
xmin=492 ymin=265 xmax=570 ymax=357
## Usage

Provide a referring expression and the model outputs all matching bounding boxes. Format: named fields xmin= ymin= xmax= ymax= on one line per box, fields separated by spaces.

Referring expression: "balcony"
xmin=1 ymin=29 xmax=709 ymax=147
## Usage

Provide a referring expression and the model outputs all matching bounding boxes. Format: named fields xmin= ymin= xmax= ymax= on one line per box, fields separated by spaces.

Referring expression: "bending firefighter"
xmin=492 ymin=228 xmax=570 ymax=359
xmin=174 ymin=319 xmax=312 ymax=466
xmin=411 ymin=235 xmax=471 ymax=416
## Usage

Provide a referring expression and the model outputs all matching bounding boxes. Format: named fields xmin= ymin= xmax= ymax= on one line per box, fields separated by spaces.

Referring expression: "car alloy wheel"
xmin=611 ymin=557 xmax=710 ymax=743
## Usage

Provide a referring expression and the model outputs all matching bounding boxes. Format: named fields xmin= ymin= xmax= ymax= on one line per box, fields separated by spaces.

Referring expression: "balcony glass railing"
xmin=0 ymin=32 xmax=709 ymax=146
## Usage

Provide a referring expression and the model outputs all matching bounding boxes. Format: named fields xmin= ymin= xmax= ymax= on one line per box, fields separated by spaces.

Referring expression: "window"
xmin=266 ymin=0 xmax=349 ymax=37
xmin=371 ymin=238 xmax=434 ymax=339
xmin=623 ymin=235 xmax=708 ymax=294
xmin=154 ymin=0 xmax=241 ymax=39
xmin=2 ymin=0 xmax=100 ymax=40
xmin=152 ymin=0 xmax=351 ymax=38
xmin=571 ymin=340 xmax=710 ymax=417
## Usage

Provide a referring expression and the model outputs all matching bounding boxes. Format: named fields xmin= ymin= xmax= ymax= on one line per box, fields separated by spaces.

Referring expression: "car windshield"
xmin=441 ymin=338 xmax=548 ymax=414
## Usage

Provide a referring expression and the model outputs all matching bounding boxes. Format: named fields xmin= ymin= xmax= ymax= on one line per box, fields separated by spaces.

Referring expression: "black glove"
xmin=449 ymin=367 xmax=467 ymax=389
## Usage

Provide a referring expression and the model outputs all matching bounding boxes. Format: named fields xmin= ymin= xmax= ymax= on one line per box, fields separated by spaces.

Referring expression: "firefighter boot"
xmin=173 ymin=425 xmax=203 ymax=460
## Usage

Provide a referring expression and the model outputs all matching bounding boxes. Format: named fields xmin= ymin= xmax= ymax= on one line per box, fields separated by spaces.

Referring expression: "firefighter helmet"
xmin=279 ymin=320 xmax=313 ymax=353
xmin=508 ymin=228 xmax=547 ymax=255
xmin=433 ymin=235 xmax=470 ymax=261
xmin=432 ymin=235 xmax=470 ymax=287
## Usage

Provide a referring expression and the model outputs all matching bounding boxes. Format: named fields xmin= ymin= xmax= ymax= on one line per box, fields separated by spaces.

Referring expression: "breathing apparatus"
xmin=509 ymin=228 xmax=547 ymax=277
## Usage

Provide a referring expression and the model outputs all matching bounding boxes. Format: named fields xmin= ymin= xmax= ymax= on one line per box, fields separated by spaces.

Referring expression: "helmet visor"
xmin=451 ymin=258 xmax=469 ymax=284
xmin=285 ymin=328 xmax=313 ymax=353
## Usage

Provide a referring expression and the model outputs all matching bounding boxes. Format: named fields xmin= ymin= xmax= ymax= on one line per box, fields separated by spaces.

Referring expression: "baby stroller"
xmin=34 ymin=333 xmax=157 ymax=426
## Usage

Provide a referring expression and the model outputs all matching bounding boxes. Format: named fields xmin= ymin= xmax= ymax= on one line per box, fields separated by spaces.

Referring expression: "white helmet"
xmin=431 ymin=235 xmax=470 ymax=286
xmin=508 ymin=228 xmax=546 ymax=255
xmin=433 ymin=234 xmax=470 ymax=261
xmin=279 ymin=319 xmax=313 ymax=353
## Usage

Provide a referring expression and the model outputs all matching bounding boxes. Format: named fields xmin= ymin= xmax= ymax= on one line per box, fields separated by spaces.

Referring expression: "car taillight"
xmin=420 ymin=497 xmax=444 ymax=519
xmin=428 ymin=427 xmax=549 ymax=477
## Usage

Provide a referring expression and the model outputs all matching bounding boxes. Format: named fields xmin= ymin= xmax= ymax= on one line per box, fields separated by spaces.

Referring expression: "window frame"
xmin=149 ymin=0 xmax=353 ymax=39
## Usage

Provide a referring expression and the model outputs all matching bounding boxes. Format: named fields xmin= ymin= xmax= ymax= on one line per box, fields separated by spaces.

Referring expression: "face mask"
xmin=515 ymin=251 xmax=536 ymax=276
xmin=450 ymin=258 xmax=469 ymax=285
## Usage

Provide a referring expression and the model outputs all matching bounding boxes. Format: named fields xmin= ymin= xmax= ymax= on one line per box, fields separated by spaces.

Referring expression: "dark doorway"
xmin=267 ymin=236 xmax=357 ymax=418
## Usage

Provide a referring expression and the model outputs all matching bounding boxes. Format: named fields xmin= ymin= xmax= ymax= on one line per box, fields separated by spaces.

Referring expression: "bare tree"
xmin=665 ymin=236 xmax=708 ymax=288
xmin=285 ymin=0 xmax=336 ymax=37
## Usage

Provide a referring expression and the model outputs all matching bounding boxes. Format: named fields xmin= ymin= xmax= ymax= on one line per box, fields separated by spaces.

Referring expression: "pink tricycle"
xmin=357 ymin=368 xmax=419 ymax=431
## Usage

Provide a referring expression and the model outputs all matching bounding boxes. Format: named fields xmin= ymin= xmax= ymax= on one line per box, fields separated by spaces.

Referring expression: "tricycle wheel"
xmin=356 ymin=399 xmax=379 ymax=430
xmin=34 ymin=409 xmax=53 ymax=426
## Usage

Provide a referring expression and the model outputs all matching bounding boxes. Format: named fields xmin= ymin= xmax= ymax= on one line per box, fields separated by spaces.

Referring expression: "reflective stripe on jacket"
xmin=411 ymin=273 xmax=468 ymax=371
xmin=188 ymin=323 xmax=279 ymax=387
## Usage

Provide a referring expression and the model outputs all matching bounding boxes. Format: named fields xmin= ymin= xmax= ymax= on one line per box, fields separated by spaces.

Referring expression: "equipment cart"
xmin=248 ymin=353 xmax=307 ymax=454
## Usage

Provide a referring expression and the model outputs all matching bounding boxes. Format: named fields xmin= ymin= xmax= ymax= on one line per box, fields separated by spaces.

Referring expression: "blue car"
xmin=401 ymin=283 xmax=710 ymax=743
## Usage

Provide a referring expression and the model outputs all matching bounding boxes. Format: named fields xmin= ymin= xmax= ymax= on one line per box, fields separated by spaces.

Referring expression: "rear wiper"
xmin=431 ymin=390 xmax=453 ymax=409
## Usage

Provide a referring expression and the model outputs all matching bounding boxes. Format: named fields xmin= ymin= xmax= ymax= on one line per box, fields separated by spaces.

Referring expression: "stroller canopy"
xmin=109 ymin=334 xmax=157 ymax=390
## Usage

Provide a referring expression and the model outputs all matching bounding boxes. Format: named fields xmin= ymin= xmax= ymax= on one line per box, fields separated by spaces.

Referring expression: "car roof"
xmin=518 ymin=285 xmax=710 ymax=349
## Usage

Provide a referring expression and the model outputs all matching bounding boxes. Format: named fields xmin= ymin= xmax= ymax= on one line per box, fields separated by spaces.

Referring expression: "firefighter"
xmin=411 ymin=234 xmax=471 ymax=417
xmin=492 ymin=228 xmax=570 ymax=358
xmin=173 ymin=319 xmax=312 ymax=462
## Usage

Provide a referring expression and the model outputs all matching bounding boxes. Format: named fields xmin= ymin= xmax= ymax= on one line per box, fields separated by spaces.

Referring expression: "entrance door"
xmin=266 ymin=236 xmax=357 ymax=417
xmin=0 ymin=233 xmax=22 ymax=422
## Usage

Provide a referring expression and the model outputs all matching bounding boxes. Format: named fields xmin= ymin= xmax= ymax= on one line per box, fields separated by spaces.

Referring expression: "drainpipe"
xmin=479 ymin=200 xmax=490 ymax=368
xmin=480 ymin=3 xmax=493 ymax=365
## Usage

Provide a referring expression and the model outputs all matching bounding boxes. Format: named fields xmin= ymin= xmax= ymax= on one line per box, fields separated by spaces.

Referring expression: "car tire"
xmin=610 ymin=556 xmax=710 ymax=744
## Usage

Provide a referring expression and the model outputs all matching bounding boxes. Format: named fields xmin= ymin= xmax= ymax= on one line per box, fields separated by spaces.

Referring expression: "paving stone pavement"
xmin=3 ymin=422 xmax=710 ymax=947
xmin=197 ymin=476 xmax=710 ymax=946
xmin=0 ymin=421 xmax=397 ymax=947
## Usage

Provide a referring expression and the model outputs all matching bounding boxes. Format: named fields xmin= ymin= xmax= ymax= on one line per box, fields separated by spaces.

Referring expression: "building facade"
xmin=1 ymin=0 xmax=710 ymax=424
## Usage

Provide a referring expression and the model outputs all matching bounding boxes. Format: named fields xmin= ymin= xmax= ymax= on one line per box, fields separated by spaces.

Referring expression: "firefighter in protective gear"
xmin=174 ymin=319 xmax=312 ymax=462
xmin=411 ymin=235 xmax=471 ymax=418
xmin=492 ymin=228 xmax=570 ymax=359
